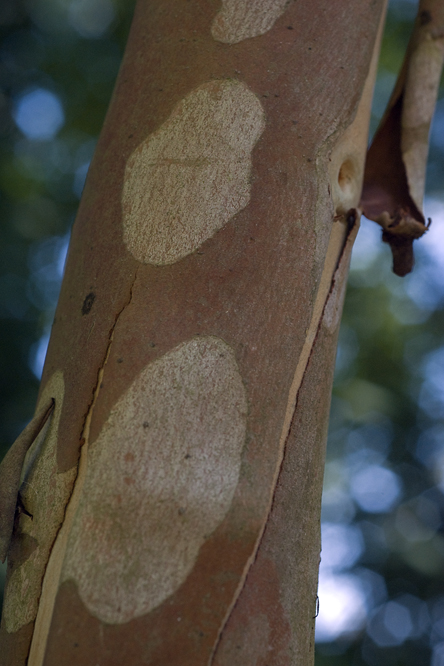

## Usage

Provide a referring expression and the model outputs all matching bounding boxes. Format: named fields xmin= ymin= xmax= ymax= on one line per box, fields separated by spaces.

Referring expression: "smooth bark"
xmin=1 ymin=1 xmax=387 ymax=664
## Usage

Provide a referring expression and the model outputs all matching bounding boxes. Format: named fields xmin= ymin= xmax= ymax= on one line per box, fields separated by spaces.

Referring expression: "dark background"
xmin=0 ymin=1 xmax=443 ymax=664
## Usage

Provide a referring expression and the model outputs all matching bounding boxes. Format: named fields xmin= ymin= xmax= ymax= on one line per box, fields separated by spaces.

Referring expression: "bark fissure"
xmin=78 ymin=269 xmax=140 ymax=444
xmin=208 ymin=214 xmax=358 ymax=665
xmin=0 ymin=0 xmax=393 ymax=660
xmin=27 ymin=267 xmax=140 ymax=666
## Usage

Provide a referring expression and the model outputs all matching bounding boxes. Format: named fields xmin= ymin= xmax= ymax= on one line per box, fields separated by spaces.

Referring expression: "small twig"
xmin=0 ymin=398 xmax=55 ymax=562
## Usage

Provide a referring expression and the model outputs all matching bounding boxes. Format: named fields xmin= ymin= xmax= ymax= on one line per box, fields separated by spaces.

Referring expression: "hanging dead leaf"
xmin=360 ymin=0 xmax=444 ymax=276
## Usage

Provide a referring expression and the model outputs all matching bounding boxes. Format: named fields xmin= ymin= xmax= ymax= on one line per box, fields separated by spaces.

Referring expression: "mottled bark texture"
xmin=361 ymin=0 xmax=444 ymax=276
xmin=0 ymin=1 xmax=386 ymax=664
xmin=0 ymin=399 xmax=54 ymax=563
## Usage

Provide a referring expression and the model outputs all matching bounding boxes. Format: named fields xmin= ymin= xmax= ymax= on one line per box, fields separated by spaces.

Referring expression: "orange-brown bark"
xmin=0 ymin=1 xmax=386 ymax=664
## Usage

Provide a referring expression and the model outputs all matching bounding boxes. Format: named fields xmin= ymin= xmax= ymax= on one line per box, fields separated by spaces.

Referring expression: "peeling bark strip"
xmin=26 ymin=274 xmax=139 ymax=666
xmin=361 ymin=0 xmax=444 ymax=276
xmin=210 ymin=211 xmax=360 ymax=666
xmin=1 ymin=373 xmax=76 ymax=636
xmin=0 ymin=398 xmax=54 ymax=563
xmin=0 ymin=1 xmax=386 ymax=665
xmin=212 ymin=215 xmax=360 ymax=666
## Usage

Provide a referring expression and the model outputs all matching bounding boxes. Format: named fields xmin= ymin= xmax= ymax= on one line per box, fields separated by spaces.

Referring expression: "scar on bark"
xmin=360 ymin=0 xmax=444 ymax=276
xmin=0 ymin=398 xmax=55 ymax=562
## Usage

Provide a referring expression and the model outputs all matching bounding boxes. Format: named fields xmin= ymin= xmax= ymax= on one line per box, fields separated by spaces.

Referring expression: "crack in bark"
xmin=208 ymin=214 xmax=358 ymax=665
xmin=79 ymin=268 xmax=139 ymax=444
xmin=27 ymin=267 xmax=139 ymax=666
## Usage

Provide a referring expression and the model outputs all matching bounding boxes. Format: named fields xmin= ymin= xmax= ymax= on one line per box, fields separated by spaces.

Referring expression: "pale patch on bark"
xmin=211 ymin=0 xmax=289 ymax=44
xmin=2 ymin=371 xmax=76 ymax=634
xmin=0 ymin=397 xmax=54 ymax=563
xmin=61 ymin=336 xmax=247 ymax=624
xmin=122 ymin=80 xmax=265 ymax=265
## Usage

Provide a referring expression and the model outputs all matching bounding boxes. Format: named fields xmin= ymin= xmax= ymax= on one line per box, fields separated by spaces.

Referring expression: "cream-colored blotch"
xmin=62 ymin=337 xmax=248 ymax=624
xmin=3 ymin=371 xmax=76 ymax=634
xmin=122 ymin=80 xmax=265 ymax=265
xmin=211 ymin=0 xmax=290 ymax=44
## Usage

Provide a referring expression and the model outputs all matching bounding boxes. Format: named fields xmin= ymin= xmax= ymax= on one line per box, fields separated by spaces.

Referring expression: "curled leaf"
xmin=361 ymin=0 xmax=444 ymax=276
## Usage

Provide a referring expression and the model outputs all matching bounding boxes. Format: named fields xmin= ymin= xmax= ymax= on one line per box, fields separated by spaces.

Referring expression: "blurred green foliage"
xmin=0 ymin=0 xmax=443 ymax=663
xmin=0 ymin=0 xmax=135 ymax=446
xmin=0 ymin=0 xmax=136 ymax=610
xmin=315 ymin=2 xmax=444 ymax=662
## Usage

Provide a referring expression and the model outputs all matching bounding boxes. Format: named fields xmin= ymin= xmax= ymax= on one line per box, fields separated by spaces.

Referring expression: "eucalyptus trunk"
xmin=1 ymin=1 xmax=387 ymax=664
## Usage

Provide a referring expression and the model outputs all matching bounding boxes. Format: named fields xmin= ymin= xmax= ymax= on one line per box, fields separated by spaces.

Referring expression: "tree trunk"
xmin=0 ymin=1 xmax=386 ymax=664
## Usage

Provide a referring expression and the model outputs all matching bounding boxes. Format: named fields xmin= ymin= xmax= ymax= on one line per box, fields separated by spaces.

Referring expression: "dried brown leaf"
xmin=360 ymin=0 xmax=444 ymax=276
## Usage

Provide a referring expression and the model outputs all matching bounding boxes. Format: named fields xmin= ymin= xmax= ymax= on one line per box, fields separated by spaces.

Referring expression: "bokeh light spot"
xmin=13 ymin=88 xmax=64 ymax=141
xmin=433 ymin=642 xmax=444 ymax=666
xmin=68 ymin=0 xmax=115 ymax=39
xmin=367 ymin=601 xmax=413 ymax=647
xmin=316 ymin=572 xmax=367 ymax=642
xmin=350 ymin=464 xmax=402 ymax=513
xmin=321 ymin=523 xmax=364 ymax=571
